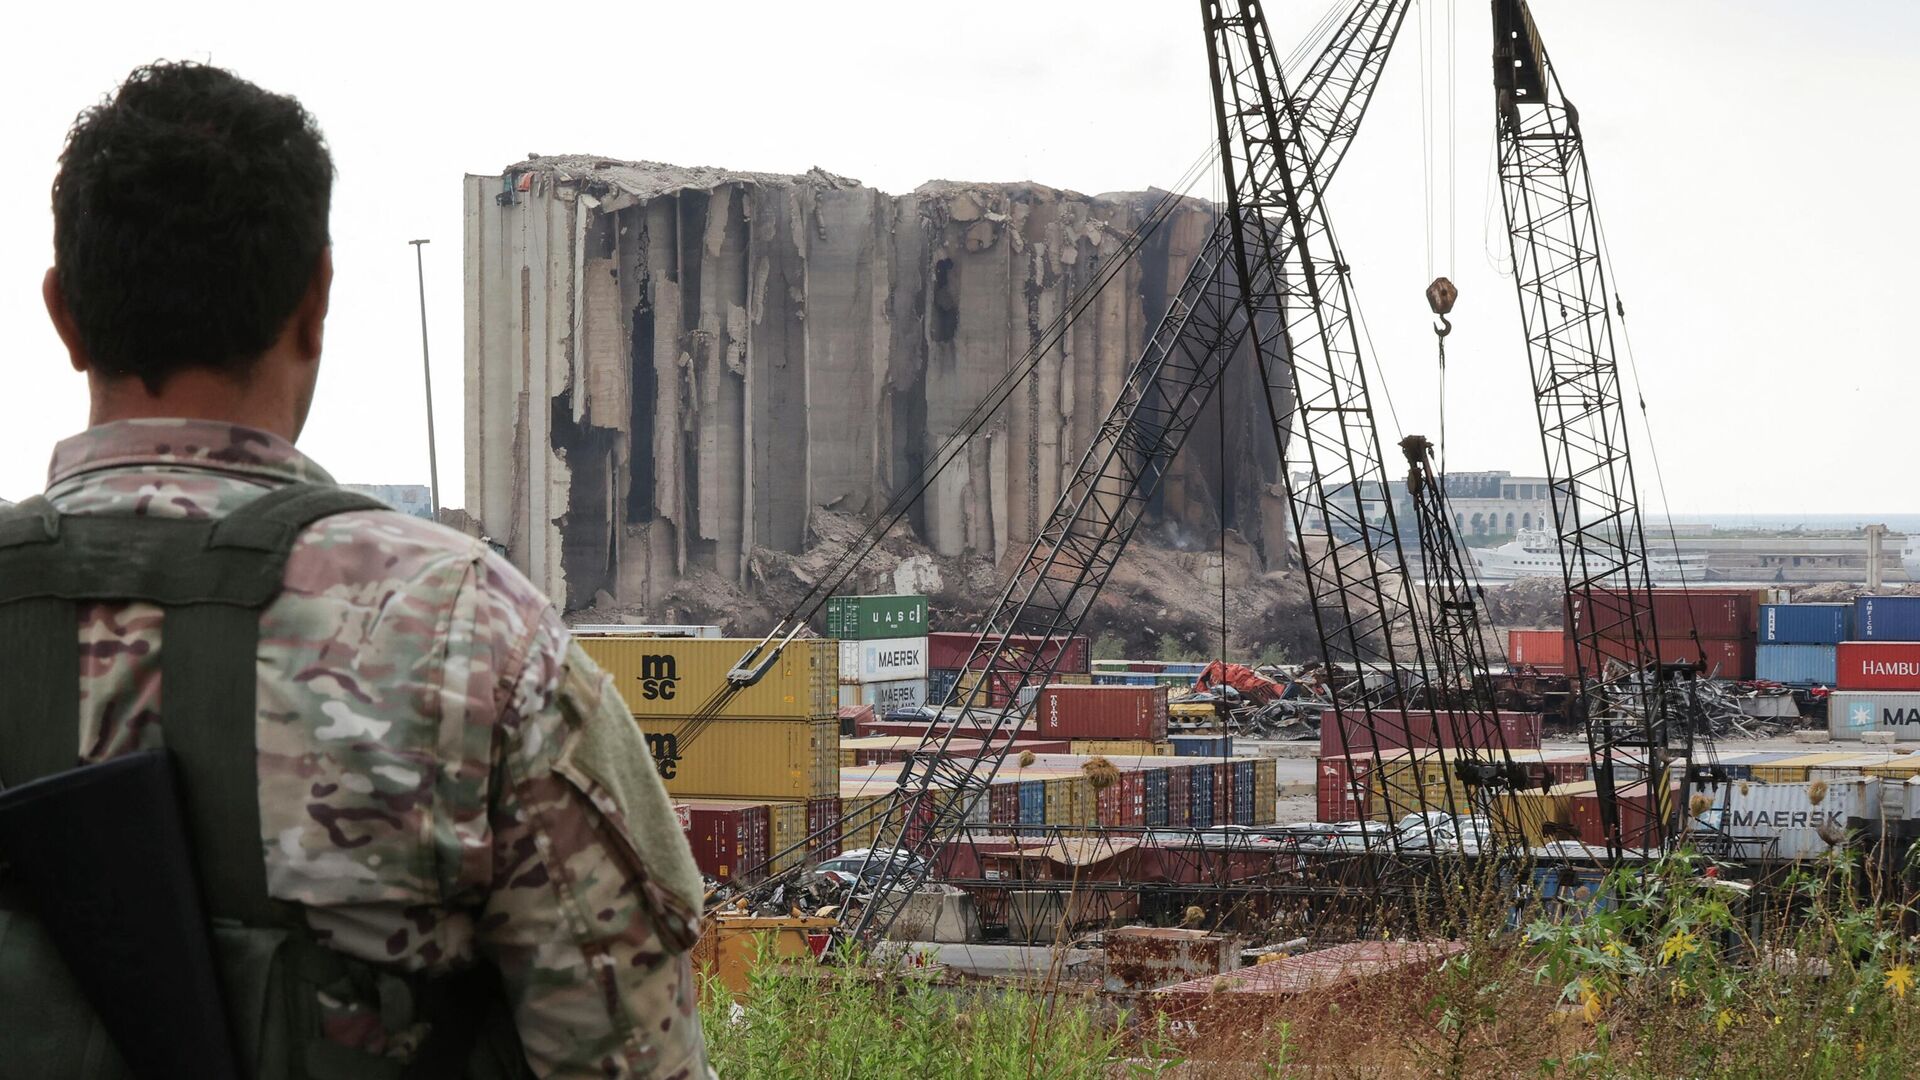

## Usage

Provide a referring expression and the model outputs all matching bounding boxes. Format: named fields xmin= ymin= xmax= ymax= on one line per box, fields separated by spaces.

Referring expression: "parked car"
xmin=1401 ymin=814 xmax=1494 ymax=854
xmin=1325 ymin=820 xmax=1397 ymax=851
xmin=813 ymin=848 xmax=927 ymax=891
xmin=1263 ymin=822 xmax=1345 ymax=850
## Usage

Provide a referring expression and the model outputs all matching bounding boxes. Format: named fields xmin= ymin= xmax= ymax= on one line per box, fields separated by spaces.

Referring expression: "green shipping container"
xmin=825 ymin=595 xmax=929 ymax=640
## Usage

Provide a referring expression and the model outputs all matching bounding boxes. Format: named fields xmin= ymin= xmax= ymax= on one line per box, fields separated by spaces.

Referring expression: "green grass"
xmin=701 ymin=942 xmax=1161 ymax=1078
xmin=704 ymin=849 xmax=1920 ymax=1076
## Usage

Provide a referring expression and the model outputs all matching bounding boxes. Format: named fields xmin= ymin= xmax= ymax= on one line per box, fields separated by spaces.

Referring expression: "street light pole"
xmin=409 ymin=239 xmax=441 ymax=516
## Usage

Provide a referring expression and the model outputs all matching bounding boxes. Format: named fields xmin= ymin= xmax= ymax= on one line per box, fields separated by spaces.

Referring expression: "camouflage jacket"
xmin=42 ymin=419 xmax=711 ymax=1079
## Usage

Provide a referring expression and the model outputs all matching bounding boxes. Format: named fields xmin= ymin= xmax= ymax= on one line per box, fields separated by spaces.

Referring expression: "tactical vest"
xmin=0 ymin=483 xmax=532 ymax=1078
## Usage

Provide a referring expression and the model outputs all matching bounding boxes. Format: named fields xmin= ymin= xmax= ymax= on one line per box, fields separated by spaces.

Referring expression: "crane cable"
xmin=1419 ymin=0 xmax=1458 ymax=470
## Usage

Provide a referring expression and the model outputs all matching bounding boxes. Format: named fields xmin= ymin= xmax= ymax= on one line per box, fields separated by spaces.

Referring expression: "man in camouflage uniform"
xmin=21 ymin=61 xmax=712 ymax=1076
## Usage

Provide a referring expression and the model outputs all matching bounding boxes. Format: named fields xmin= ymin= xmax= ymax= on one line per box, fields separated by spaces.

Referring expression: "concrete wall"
xmin=465 ymin=157 xmax=1286 ymax=611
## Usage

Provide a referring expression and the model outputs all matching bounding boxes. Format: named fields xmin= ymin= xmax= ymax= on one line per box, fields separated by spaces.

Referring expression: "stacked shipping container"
xmin=581 ymin=636 xmax=846 ymax=881
xmin=1564 ymin=588 xmax=1758 ymax=679
xmin=830 ymin=595 xmax=930 ymax=713
xmin=1756 ymin=602 xmax=1850 ymax=686
xmin=1828 ymin=597 xmax=1920 ymax=739
xmin=926 ymin=631 xmax=1092 ymax=708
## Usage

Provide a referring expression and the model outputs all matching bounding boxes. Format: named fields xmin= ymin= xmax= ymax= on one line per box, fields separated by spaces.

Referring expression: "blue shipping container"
xmin=1169 ymin=734 xmax=1233 ymax=757
xmin=1233 ymin=762 xmax=1255 ymax=824
xmin=1856 ymin=596 xmax=1920 ymax=641
xmin=1017 ymin=780 xmax=1046 ymax=824
xmin=1759 ymin=603 xmax=1852 ymax=645
xmin=927 ymin=667 xmax=961 ymax=705
xmin=1143 ymin=769 xmax=1169 ymax=827
xmin=1756 ymin=643 xmax=1838 ymax=686
xmin=1190 ymin=769 xmax=1214 ymax=828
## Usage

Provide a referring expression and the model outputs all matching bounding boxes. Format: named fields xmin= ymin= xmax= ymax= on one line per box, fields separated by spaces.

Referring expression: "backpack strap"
xmin=0 ymin=507 xmax=80 ymax=786
xmin=0 ymin=483 xmax=388 ymax=924
xmin=160 ymin=484 xmax=390 ymax=926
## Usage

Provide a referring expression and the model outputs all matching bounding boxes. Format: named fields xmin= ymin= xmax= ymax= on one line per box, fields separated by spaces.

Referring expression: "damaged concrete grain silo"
xmin=463 ymin=155 xmax=1288 ymax=617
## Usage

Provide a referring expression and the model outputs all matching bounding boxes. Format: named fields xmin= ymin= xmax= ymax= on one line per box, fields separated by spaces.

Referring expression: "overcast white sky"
xmin=4 ymin=1 xmax=1915 ymax=517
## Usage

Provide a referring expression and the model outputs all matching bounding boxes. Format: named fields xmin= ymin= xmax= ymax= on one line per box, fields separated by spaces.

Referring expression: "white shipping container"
xmin=839 ymin=637 xmax=930 ymax=683
xmin=1887 ymin=777 xmax=1920 ymax=821
xmin=1713 ymin=778 xmax=1878 ymax=859
xmin=1827 ymin=691 xmax=1920 ymax=739
xmin=837 ymin=679 xmax=929 ymax=712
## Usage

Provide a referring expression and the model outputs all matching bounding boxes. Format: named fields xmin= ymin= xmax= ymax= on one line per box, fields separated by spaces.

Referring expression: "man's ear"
xmin=294 ymin=248 xmax=333 ymax=362
xmin=43 ymin=268 xmax=89 ymax=374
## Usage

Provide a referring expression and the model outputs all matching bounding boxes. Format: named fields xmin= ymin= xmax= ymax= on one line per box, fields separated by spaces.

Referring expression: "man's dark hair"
xmin=52 ymin=62 xmax=334 ymax=393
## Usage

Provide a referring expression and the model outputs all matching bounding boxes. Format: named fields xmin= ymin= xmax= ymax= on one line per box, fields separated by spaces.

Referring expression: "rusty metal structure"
xmin=1490 ymin=0 xmax=1706 ymax=857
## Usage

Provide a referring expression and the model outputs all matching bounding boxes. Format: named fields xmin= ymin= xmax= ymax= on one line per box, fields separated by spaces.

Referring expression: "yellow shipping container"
xmin=1043 ymin=775 xmax=1096 ymax=827
xmin=1168 ymin=702 xmax=1217 ymax=719
xmin=837 ymin=794 xmax=885 ymax=850
xmin=1070 ymin=739 xmax=1169 ymax=757
xmin=642 ymin=715 xmax=838 ymax=800
xmin=1488 ymin=782 xmax=1590 ymax=847
xmin=1057 ymin=673 xmax=1095 ymax=685
xmin=1253 ymin=758 xmax=1278 ymax=824
xmin=584 ymin=637 xmax=838 ymax=720
xmin=1747 ymin=752 xmax=1842 ymax=784
xmin=1865 ymin=758 xmax=1920 ymax=780
xmin=767 ymin=801 xmax=809 ymax=874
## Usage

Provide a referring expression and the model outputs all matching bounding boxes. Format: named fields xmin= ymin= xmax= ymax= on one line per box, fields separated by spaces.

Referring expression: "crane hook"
xmin=1426 ymin=276 xmax=1458 ymax=340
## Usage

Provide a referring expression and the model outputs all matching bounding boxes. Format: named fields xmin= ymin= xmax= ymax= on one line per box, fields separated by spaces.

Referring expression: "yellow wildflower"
xmin=1714 ymin=1009 xmax=1734 ymax=1034
xmin=1658 ymin=929 xmax=1699 ymax=965
xmin=1669 ymin=977 xmax=1690 ymax=1001
xmin=1886 ymin=963 xmax=1915 ymax=999
xmin=1601 ymin=940 xmax=1625 ymax=959
xmin=1578 ymin=980 xmax=1604 ymax=1024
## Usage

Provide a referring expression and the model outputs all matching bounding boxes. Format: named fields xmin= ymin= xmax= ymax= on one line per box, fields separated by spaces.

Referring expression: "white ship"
xmin=1469 ymin=529 xmax=1709 ymax=583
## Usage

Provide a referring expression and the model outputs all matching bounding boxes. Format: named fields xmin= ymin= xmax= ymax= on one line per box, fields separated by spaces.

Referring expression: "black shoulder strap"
xmin=0 ymin=482 xmax=390 ymax=925
xmin=0 ymin=499 xmax=81 ymax=789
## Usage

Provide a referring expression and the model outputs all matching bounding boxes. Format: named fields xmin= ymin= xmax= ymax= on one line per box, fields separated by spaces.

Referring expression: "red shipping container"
xmin=1567 ymin=588 xmax=1758 ymax=641
xmin=927 ymin=632 xmax=1091 ymax=674
xmin=1569 ymin=634 xmax=1752 ymax=679
xmin=1500 ymin=712 xmax=1544 ymax=748
xmin=1317 ymin=756 xmax=1370 ymax=822
xmin=1319 ymin=710 xmax=1543 ymax=757
xmin=1034 ymin=685 xmax=1169 ymax=740
xmin=1836 ymin=642 xmax=1920 ymax=691
xmin=1096 ymin=772 xmax=1147 ymax=827
xmin=1507 ymin=629 xmax=1566 ymax=670
xmin=807 ymin=796 xmax=841 ymax=861
xmin=1569 ymin=783 xmax=1673 ymax=849
xmin=838 ymin=704 xmax=876 ymax=736
xmin=988 ymin=782 xmax=1021 ymax=825
xmin=1538 ymin=753 xmax=1593 ymax=785
xmin=676 ymin=800 xmax=769 ymax=882
xmin=1166 ymin=766 xmax=1193 ymax=827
